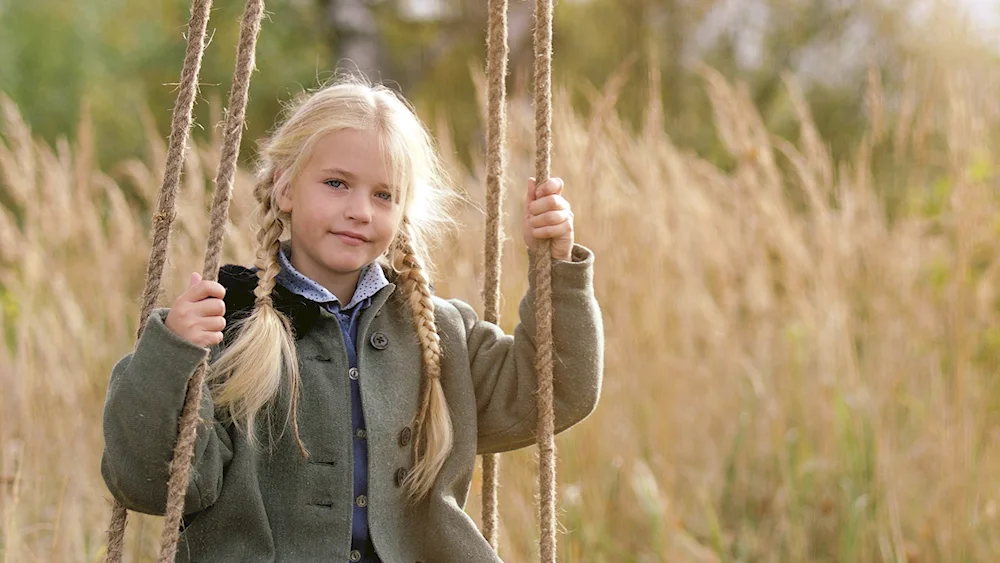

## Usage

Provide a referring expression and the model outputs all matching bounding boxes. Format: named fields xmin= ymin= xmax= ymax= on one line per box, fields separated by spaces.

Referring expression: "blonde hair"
xmin=207 ymin=75 xmax=459 ymax=502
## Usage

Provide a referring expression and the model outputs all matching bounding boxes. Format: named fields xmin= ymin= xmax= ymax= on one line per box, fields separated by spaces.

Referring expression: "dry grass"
xmin=3 ymin=62 xmax=1000 ymax=562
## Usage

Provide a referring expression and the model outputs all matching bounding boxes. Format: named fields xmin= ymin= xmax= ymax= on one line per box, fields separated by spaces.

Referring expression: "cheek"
xmin=292 ymin=205 xmax=328 ymax=232
xmin=375 ymin=210 xmax=401 ymax=242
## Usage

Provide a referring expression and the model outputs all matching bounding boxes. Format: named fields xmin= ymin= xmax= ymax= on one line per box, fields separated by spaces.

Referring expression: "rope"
xmin=134 ymin=0 xmax=214 ymax=338
xmin=104 ymin=0 xmax=213 ymax=560
xmin=156 ymin=1 xmax=264 ymax=561
xmin=481 ymin=0 xmax=509 ymax=550
xmin=532 ymin=0 xmax=557 ymax=559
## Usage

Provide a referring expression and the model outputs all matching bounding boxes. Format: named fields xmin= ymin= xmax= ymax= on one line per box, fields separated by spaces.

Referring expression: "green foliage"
xmin=0 ymin=0 xmax=327 ymax=168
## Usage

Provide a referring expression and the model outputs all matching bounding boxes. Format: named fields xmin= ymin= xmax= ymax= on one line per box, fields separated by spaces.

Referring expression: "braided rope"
xmin=155 ymin=2 xmax=265 ymax=561
xmin=481 ymin=0 xmax=509 ymax=550
xmin=104 ymin=0 xmax=213 ymax=560
xmin=532 ymin=0 xmax=557 ymax=559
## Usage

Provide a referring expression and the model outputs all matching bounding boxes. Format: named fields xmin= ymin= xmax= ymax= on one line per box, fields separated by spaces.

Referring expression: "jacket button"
xmin=356 ymin=494 xmax=368 ymax=508
xmin=349 ymin=550 xmax=361 ymax=562
xmin=395 ymin=467 xmax=409 ymax=487
xmin=398 ymin=426 xmax=412 ymax=447
xmin=348 ymin=367 xmax=359 ymax=380
xmin=370 ymin=331 xmax=389 ymax=350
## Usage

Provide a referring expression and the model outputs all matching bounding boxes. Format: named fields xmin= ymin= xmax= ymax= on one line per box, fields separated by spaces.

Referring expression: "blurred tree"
xmin=1 ymin=0 xmax=993 ymax=206
xmin=320 ymin=0 xmax=385 ymax=78
xmin=549 ymin=0 xmax=921 ymax=163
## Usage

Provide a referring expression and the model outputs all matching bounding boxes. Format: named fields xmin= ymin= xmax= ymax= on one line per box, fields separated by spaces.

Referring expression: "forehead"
xmin=305 ymin=129 xmax=392 ymax=185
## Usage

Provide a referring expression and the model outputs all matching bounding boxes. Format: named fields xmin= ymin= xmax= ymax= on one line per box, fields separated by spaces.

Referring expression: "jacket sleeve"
xmin=100 ymin=308 xmax=233 ymax=516
xmin=452 ymin=243 xmax=604 ymax=454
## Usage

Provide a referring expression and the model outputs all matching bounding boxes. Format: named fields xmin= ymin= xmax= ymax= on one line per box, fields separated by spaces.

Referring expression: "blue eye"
xmin=376 ymin=191 xmax=393 ymax=202
xmin=324 ymin=179 xmax=345 ymax=189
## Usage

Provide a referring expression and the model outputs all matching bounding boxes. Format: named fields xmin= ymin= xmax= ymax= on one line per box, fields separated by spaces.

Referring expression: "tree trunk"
xmin=322 ymin=0 xmax=385 ymax=79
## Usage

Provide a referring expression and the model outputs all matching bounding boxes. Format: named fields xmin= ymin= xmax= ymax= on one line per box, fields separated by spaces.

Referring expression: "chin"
xmin=324 ymin=256 xmax=372 ymax=273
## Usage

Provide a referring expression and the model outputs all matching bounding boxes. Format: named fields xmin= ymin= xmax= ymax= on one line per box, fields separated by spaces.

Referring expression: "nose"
xmin=344 ymin=189 xmax=373 ymax=223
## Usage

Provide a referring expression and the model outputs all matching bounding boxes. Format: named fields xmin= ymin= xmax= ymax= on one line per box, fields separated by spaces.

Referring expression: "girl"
xmin=101 ymin=77 xmax=604 ymax=562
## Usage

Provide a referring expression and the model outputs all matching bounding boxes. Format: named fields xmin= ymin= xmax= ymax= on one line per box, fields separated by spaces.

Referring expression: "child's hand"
xmin=523 ymin=177 xmax=574 ymax=261
xmin=165 ymin=272 xmax=227 ymax=348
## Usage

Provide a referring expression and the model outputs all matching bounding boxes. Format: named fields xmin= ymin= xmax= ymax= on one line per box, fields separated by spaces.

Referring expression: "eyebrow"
xmin=321 ymin=168 xmax=392 ymax=191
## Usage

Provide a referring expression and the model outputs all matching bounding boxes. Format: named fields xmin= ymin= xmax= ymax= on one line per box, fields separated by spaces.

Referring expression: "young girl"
xmin=101 ymin=77 xmax=603 ymax=562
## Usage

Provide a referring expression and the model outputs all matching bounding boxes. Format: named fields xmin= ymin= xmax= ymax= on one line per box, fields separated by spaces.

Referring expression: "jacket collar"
xmin=218 ymin=263 xmax=397 ymax=340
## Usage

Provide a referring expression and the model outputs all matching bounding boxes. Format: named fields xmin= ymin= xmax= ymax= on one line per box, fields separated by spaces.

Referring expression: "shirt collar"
xmin=275 ymin=240 xmax=390 ymax=311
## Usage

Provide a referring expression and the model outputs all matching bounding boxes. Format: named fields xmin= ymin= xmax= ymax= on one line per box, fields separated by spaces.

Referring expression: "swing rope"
xmin=481 ymin=0 xmax=558 ymax=559
xmin=481 ymin=0 xmax=509 ymax=550
xmin=103 ymin=0 xmax=265 ymax=561
xmin=105 ymin=0 xmax=213 ymax=560
xmin=134 ymin=0 xmax=215 ymax=340
xmin=532 ymin=0 xmax=558 ymax=558
xmin=157 ymin=2 xmax=263 ymax=560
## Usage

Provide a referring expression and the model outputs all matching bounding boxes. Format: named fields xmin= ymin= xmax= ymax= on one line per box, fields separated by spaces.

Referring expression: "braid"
xmin=206 ymin=171 xmax=307 ymax=457
xmin=394 ymin=224 xmax=453 ymax=502
xmin=255 ymin=177 xmax=306 ymax=455
xmin=252 ymin=175 xmax=284 ymax=306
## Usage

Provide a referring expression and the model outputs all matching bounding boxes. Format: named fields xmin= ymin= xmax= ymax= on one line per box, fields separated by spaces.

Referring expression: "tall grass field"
xmin=3 ymin=64 xmax=1000 ymax=562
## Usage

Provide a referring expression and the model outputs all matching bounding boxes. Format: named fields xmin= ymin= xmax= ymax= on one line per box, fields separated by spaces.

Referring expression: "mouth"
xmin=333 ymin=231 xmax=369 ymax=244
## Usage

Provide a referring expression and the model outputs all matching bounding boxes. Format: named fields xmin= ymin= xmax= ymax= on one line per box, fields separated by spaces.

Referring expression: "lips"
xmin=333 ymin=231 xmax=369 ymax=244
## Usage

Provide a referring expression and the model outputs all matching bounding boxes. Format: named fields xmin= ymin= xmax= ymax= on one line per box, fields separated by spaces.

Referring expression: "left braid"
xmin=392 ymin=222 xmax=453 ymax=502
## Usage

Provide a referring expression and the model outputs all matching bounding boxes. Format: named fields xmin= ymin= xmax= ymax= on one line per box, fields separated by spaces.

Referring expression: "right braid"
xmin=253 ymin=176 xmax=307 ymax=454
xmin=206 ymin=172 xmax=307 ymax=456
xmin=394 ymin=224 xmax=453 ymax=502
xmin=251 ymin=175 xmax=286 ymax=305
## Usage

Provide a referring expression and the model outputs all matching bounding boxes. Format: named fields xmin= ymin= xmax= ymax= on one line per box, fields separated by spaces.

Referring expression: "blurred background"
xmin=3 ymin=0 xmax=1000 ymax=561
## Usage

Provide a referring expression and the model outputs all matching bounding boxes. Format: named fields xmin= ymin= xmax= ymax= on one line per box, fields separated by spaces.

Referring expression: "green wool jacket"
xmin=101 ymin=244 xmax=604 ymax=563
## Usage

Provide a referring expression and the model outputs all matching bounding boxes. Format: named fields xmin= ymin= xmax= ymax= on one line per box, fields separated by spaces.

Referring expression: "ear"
xmin=275 ymin=170 xmax=293 ymax=213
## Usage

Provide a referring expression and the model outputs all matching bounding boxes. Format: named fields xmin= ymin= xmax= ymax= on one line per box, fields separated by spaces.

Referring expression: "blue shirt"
xmin=275 ymin=242 xmax=389 ymax=563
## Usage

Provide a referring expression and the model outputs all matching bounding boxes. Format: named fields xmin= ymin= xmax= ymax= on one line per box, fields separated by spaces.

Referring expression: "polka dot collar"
xmin=274 ymin=240 xmax=389 ymax=311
